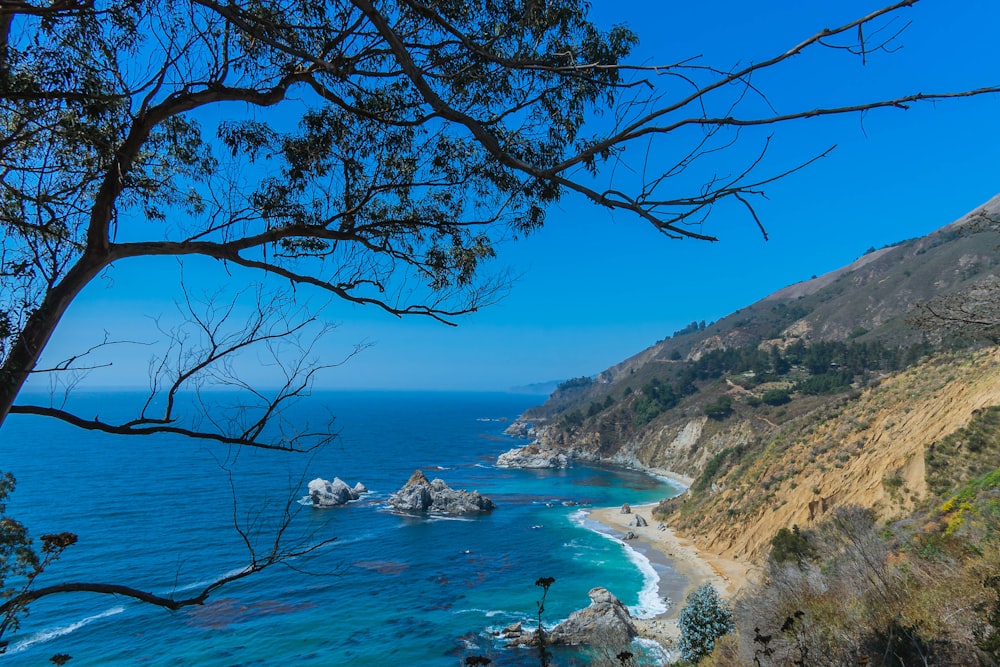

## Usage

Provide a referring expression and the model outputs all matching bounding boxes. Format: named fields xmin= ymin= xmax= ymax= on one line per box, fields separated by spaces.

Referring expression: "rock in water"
xmin=496 ymin=443 xmax=569 ymax=469
xmin=501 ymin=621 xmax=523 ymax=638
xmin=549 ymin=587 xmax=638 ymax=646
xmin=511 ymin=587 xmax=638 ymax=648
xmin=308 ymin=477 xmax=365 ymax=507
xmin=388 ymin=470 xmax=495 ymax=514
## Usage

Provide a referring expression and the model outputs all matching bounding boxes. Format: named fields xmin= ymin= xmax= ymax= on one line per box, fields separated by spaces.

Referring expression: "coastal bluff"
xmin=388 ymin=470 xmax=495 ymax=513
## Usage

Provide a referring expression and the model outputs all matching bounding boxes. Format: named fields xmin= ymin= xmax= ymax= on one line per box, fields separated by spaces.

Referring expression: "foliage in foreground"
xmin=677 ymin=583 xmax=734 ymax=664
xmin=0 ymin=472 xmax=76 ymax=657
xmin=708 ymin=501 xmax=1000 ymax=666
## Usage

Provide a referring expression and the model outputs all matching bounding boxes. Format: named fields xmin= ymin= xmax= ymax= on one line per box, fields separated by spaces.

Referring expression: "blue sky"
xmin=35 ymin=0 xmax=1000 ymax=393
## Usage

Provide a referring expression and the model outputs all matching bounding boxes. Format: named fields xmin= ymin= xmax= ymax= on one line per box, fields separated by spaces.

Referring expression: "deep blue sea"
xmin=1 ymin=391 xmax=684 ymax=666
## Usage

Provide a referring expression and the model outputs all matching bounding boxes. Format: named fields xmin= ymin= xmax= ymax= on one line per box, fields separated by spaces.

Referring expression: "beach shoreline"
xmin=585 ymin=501 xmax=753 ymax=650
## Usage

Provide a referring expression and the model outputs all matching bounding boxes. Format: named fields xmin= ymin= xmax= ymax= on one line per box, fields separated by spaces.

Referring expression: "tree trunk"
xmin=0 ymin=251 xmax=109 ymax=427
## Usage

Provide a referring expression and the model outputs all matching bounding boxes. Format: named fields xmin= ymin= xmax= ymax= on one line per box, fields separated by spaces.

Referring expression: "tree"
xmin=1 ymin=0 xmax=998 ymax=647
xmin=677 ymin=583 xmax=734 ymax=663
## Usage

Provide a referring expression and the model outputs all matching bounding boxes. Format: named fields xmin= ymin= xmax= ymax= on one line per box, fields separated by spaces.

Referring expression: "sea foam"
xmin=570 ymin=509 xmax=668 ymax=619
xmin=6 ymin=606 xmax=125 ymax=655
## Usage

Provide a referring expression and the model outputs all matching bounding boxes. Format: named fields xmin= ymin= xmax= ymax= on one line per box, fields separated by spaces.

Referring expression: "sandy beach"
xmin=586 ymin=501 xmax=754 ymax=649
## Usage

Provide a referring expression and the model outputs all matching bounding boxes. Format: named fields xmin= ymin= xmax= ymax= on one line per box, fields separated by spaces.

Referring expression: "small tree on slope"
xmin=678 ymin=583 xmax=734 ymax=664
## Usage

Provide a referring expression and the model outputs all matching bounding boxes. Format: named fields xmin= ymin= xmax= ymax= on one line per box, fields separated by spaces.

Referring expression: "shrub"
xmin=677 ymin=583 xmax=734 ymax=663
xmin=692 ymin=449 xmax=730 ymax=494
xmin=704 ymin=395 xmax=733 ymax=420
xmin=769 ymin=526 xmax=816 ymax=565
xmin=761 ymin=389 xmax=791 ymax=406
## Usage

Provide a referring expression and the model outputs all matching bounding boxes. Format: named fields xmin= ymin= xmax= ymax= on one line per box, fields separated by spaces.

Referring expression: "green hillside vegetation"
xmin=554 ymin=337 xmax=941 ymax=438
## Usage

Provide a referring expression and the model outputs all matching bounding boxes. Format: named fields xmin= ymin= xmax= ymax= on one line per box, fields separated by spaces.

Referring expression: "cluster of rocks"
xmin=502 ymin=419 xmax=533 ymax=439
xmin=307 ymin=470 xmax=494 ymax=515
xmin=387 ymin=470 xmax=495 ymax=514
xmin=307 ymin=477 xmax=368 ymax=507
xmin=506 ymin=587 xmax=638 ymax=648
xmin=496 ymin=443 xmax=568 ymax=469
xmin=620 ymin=503 xmax=648 ymax=538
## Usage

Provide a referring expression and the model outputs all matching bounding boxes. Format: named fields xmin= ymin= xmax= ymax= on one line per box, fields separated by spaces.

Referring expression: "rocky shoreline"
xmin=495 ymin=427 xmax=749 ymax=658
xmin=586 ymin=501 xmax=754 ymax=653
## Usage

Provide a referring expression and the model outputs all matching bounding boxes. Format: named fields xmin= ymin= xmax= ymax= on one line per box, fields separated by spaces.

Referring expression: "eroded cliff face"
xmin=663 ymin=348 xmax=1000 ymax=565
xmin=531 ymin=349 xmax=1000 ymax=568
xmin=535 ymin=402 xmax=780 ymax=483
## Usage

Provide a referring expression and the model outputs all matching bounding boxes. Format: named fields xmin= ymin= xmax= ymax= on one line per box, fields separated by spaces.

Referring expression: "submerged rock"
xmin=496 ymin=443 xmax=568 ymax=469
xmin=388 ymin=470 xmax=495 ymax=514
xmin=308 ymin=477 xmax=366 ymax=507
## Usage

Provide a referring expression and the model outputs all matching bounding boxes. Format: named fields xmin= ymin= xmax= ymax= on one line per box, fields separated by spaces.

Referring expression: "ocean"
xmin=0 ymin=391 xmax=684 ymax=666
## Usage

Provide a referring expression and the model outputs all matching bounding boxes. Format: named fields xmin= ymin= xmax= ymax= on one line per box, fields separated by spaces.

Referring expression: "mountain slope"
xmin=660 ymin=347 xmax=1000 ymax=563
xmin=517 ymin=193 xmax=1000 ymax=568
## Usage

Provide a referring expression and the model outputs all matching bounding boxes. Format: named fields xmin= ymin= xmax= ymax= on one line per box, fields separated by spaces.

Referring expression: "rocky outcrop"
xmin=388 ymin=470 xmax=495 ymax=514
xmin=511 ymin=587 xmax=637 ymax=648
xmin=308 ymin=477 xmax=367 ymax=507
xmin=496 ymin=443 xmax=568 ymax=469
xmin=500 ymin=621 xmax=523 ymax=639
xmin=503 ymin=419 xmax=534 ymax=439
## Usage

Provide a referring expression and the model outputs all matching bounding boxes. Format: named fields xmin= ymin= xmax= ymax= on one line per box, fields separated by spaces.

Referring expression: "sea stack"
xmin=388 ymin=470 xmax=495 ymax=514
xmin=308 ymin=477 xmax=367 ymax=507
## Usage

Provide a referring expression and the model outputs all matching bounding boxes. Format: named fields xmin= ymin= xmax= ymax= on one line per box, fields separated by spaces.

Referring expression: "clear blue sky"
xmin=36 ymin=0 xmax=1000 ymax=392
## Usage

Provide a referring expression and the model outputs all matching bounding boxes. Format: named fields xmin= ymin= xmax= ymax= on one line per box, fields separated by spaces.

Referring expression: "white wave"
xmin=452 ymin=608 xmax=519 ymax=619
xmin=425 ymin=514 xmax=475 ymax=522
xmin=6 ymin=606 xmax=125 ymax=655
xmin=621 ymin=540 xmax=668 ymax=619
xmin=571 ymin=508 xmax=668 ymax=620
xmin=634 ymin=636 xmax=674 ymax=663
xmin=173 ymin=565 xmax=253 ymax=593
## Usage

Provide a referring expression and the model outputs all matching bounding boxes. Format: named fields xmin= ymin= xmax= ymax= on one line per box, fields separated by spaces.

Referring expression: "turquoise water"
xmin=1 ymin=391 xmax=682 ymax=665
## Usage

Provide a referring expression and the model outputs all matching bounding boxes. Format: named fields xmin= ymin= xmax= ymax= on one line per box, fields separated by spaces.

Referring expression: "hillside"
xmin=514 ymin=194 xmax=1000 ymax=558
xmin=513 ymin=194 xmax=1000 ymax=662
xmin=658 ymin=347 xmax=1000 ymax=563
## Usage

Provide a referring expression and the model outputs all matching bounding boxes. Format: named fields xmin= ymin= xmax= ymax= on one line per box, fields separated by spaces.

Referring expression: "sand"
xmin=586 ymin=502 xmax=755 ymax=650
